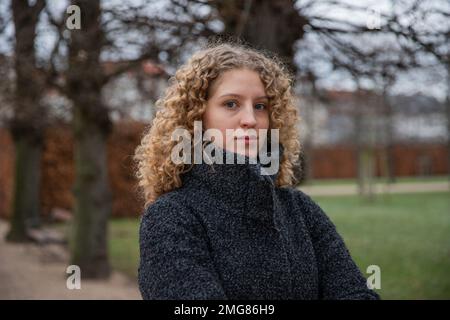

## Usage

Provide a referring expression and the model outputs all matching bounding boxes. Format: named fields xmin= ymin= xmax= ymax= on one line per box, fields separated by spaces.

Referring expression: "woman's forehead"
xmin=208 ymin=69 xmax=266 ymax=98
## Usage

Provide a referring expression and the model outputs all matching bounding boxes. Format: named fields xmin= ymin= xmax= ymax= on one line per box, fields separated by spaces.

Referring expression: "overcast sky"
xmin=0 ymin=0 xmax=448 ymax=101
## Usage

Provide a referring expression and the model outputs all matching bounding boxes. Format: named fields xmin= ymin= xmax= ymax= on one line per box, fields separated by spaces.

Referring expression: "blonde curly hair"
xmin=134 ymin=42 xmax=301 ymax=208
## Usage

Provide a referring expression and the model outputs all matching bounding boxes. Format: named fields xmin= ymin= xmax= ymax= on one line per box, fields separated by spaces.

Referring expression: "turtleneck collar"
xmin=180 ymin=144 xmax=285 ymax=226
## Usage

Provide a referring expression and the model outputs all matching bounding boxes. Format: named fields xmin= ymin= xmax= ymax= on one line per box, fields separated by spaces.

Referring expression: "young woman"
xmin=134 ymin=42 xmax=380 ymax=300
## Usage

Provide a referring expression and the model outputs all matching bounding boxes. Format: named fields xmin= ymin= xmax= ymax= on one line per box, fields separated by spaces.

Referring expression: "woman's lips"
xmin=235 ymin=136 xmax=257 ymax=144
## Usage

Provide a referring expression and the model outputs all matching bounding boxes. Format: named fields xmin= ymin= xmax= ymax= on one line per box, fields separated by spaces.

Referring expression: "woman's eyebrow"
xmin=218 ymin=93 xmax=269 ymax=100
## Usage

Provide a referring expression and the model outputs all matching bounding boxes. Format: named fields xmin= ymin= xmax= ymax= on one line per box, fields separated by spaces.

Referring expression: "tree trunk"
xmin=354 ymin=95 xmax=364 ymax=196
xmin=215 ymin=0 xmax=308 ymax=74
xmin=383 ymin=88 xmax=396 ymax=183
xmin=67 ymin=0 xmax=112 ymax=279
xmin=6 ymin=0 xmax=46 ymax=242
xmin=70 ymin=107 xmax=112 ymax=278
xmin=354 ymin=89 xmax=376 ymax=201
xmin=446 ymin=63 xmax=450 ymax=184
xmin=360 ymin=146 xmax=375 ymax=202
xmin=6 ymin=134 xmax=42 ymax=241
xmin=300 ymin=94 xmax=316 ymax=184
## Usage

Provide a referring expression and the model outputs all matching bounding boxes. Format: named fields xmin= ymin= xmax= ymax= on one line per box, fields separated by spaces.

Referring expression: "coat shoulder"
xmin=277 ymin=186 xmax=330 ymax=228
xmin=139 ymin=189 xmax=197 ymax=234
xmin=142 ymin=189 xmax=192 ymax=217
xmin=277 ymin=186 xmax=321 ymax=213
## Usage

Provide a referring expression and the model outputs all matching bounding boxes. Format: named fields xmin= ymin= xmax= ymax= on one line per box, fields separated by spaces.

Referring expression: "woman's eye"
xmin=224 ymin=101 xmax=238 ymax=109
xmin=255 ymin=103 xmax=266 ymax=110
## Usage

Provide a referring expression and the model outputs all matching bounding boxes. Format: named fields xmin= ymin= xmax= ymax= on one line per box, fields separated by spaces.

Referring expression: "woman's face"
xmin=202 ymin=68 xmax=270 ymax=158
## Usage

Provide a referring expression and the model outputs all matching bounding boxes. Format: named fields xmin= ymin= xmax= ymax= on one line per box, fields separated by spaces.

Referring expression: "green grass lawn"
xmin=107 ymin=191 xmax=450 ymax=299
xmin=109 ymin=218 xmax=140 ymax=279
xmin=302 ymin=175 xmax=449 ymax=186
xmin=312 ymin=192 xmax=450 ymax=299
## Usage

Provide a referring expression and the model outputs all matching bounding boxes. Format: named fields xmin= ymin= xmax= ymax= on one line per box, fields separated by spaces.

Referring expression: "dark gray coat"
xmin=138 ymin=147 xmax=380 ymax=300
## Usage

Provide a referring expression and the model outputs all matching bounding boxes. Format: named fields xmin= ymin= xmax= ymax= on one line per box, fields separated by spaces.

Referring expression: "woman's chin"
xmin=235 ymin=145 xmax=258 ymax=159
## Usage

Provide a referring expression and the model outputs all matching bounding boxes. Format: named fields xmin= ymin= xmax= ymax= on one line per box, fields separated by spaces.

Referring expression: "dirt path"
xmin=299 ymin=181 xmax=450 ymax=196
xmin=0 ymin=220 xmax=141 ymax=300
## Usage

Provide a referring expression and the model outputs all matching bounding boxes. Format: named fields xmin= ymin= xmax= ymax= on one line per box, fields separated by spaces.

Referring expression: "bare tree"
xmin=42 ymin=0 xmax=176 ymax=278
xmin=296 ymin=71 xmax=318 ymax=183
xmin=210 ymin=0 xmax=308 ymax=73
xmin=6 ymin=0 xmax=47 ymax=242
xmin=390 ymin=0 xmax=450 ymax=181
xmin=63 ymin=0 xmax=113 ymax=278
xmin=293 ymin=0 xmax=449 ymax=194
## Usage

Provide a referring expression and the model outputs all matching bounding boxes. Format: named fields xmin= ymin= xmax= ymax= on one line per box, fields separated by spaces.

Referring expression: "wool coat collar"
xmin=181 ymin=144 xmax=286 ymax=230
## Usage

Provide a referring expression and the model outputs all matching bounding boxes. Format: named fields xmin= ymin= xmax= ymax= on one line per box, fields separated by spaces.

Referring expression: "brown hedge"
xmin=0 ymin=121 xmax=148 ymax=220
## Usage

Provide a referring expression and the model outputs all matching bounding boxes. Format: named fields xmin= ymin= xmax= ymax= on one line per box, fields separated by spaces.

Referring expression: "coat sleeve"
xmin=295 ymin=191 xmax=380 ymax=300
xmin=138 ymin=198 xmax=228 ymax=300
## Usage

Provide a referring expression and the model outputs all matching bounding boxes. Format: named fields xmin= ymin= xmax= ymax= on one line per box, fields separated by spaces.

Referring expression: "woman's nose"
xmin=239 ymin=105 xmax=257 ymax=128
